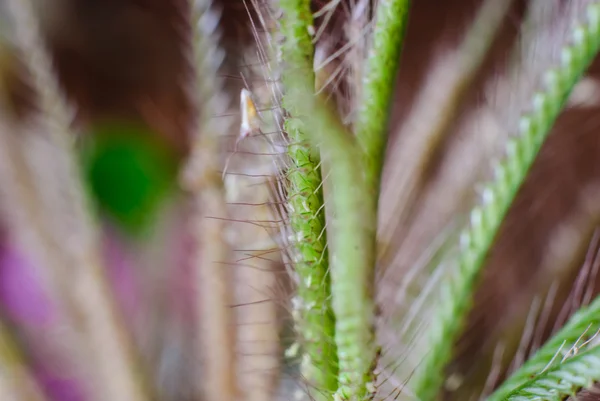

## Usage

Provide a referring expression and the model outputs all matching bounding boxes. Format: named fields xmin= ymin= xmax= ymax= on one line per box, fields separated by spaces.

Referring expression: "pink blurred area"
xmin=0 ymin=223 xmax=146 ymax=400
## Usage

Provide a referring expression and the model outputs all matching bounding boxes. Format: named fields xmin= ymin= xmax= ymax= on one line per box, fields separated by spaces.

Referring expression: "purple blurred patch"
xmin=0 ymin=224 xmax=147 ymax=401
xmin=33 ymin=360 xmax=86 ymax=401
xmin=102 ymin=225 xmax=144 ymax=330
xmin=0 ymin=237 xmax=56 ymax=327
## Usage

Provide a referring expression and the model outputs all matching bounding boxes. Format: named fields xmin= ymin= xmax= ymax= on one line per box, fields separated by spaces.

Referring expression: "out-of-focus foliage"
xmin=81 ymin=122 xmax=179 ymax=235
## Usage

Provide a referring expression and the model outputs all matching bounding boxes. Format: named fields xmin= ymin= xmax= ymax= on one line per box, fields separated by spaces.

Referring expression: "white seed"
xmin=285 ymin=342 xmax=300 ymax=358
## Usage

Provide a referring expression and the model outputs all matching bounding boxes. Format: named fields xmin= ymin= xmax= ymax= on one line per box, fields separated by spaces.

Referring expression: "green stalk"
xmin=286 ymin=121 xmax=338 ymax=397
xmin=278 ymin=1 xmax=337 ymax=397
xmin=488 ymin=295 xmax=600 ymax=401
xmin=504 ymin=344 xmax=600 ymax=401
xmin=283 ymin=76 xmax=377 ymax=400
xmin=354 ymin=0 xmax=410 ymax=191
xmin=411 ymin=4 xmax=600 ymax=401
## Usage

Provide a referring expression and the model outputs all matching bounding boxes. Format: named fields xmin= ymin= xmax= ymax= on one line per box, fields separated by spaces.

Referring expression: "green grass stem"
xmin=354 ymin=0 xmax=410 ymax=192
xmin=488 ymin=294 xmax=600 ymax=401
xmin=504 ymin=344 xmax=600 ymax=401
xmin=283 ymin=73 xmax=378 ymax=399
xmin=278 ymin=1 xmax=338 ymax=397
xmin=286 ymin=120 xmax=338 ymax=398
xmin=411 ymin=4 xmax=600 ymax=401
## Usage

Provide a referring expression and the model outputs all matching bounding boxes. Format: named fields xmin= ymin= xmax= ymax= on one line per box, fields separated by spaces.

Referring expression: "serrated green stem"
xmin=278 ymin=1 xmax=337 ymax=397
xmin=412 ymin=4 xmax=600 ymax=401
xmin=286 ymin=120 xmax=338 ymax=397
xmin=489 ymin=295 xmax=600 ymax=401
xmin=355 ymin=0 xmax=410 ymax=191
xmin=283 ymin=75 xmax=377 ymax=400
xmin=504 ymin=344 xmax=600 ymax=401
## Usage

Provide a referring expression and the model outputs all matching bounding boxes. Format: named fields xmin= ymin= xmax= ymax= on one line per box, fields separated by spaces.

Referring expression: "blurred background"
xmin=1 ymin=0 xmax=600 ymax=400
